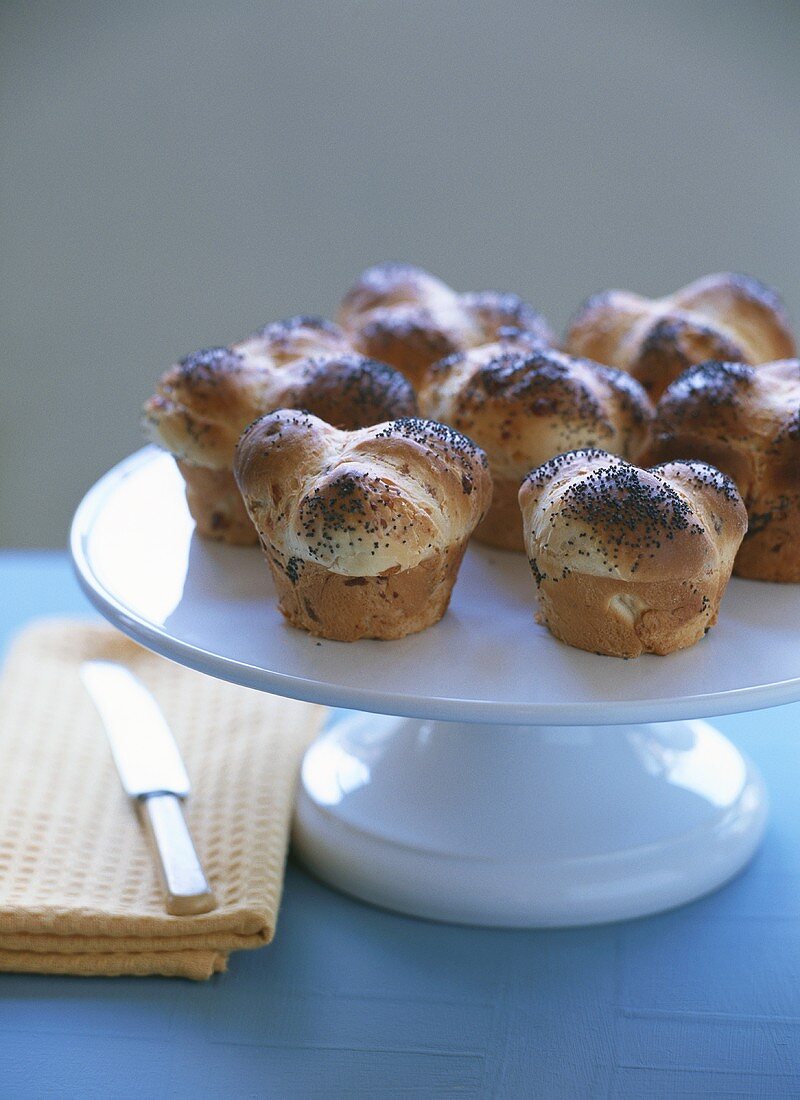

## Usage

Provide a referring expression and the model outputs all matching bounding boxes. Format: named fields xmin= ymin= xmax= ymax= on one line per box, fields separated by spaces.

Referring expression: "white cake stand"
xmin=71 ymin=448 xmax=800 ymax=927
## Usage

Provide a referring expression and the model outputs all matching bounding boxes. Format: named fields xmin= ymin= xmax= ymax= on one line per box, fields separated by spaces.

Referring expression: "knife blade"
xmin=80 ymin=660 xmax=216 ymax=916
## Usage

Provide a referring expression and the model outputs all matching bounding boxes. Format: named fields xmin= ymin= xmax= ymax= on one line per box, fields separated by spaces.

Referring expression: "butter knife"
xmin=80 ymin=660 xmax=216 ymax=916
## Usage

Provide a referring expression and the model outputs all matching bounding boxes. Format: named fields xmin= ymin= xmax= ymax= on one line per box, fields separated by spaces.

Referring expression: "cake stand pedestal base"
xmin=293 ymin=713 xmax=767 ymax=927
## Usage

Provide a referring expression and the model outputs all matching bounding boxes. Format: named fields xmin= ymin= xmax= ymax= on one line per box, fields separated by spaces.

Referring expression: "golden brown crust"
xmin=419 ymin=345 xmax=653 ymax=551
xmin=640 ymin=358 xmax=800 ymax=581
xmin=632 ymin=314 xmax=743 ymax=397
xmin=458 ymin=290 xmax=553 ymax=345
xmin=234 ymin=413 xmax=492 ymax=640
xmin=565 ymin=273 xmax=796 ymax=400
xmin=231 ymin=315 xmax=351 ymax=364
xmin=266 ymin=539 xmax=469 ymax=641
xmin=349 ymin=312 xmax=462 ymax=392
xmin=145 ymin=345 xmax=416 ymax=470
xmin=176 ymin=461 xmax=257 ymax=545
xmin=673 ymin=273 xmax=796 ymax=364
xmin=144 ymin=326 xmax=417 ymax=545
xmin=528 ymin=571 xmax=726 ymax=658
xmin=278 ymin=356 xmax=418 ymax=432
xmin=338 ymin=262 xmax=553 ymax=390
xmin=472 ymin=474 xmax=527 ymax=551
xmin=518 ymin=450 xmax=747 ymax=657
xmin=235 ymin=412 xmax=492 ymax=575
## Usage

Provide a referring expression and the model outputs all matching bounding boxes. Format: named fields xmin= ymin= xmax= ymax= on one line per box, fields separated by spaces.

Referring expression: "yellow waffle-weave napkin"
xmin=0 ymin=620 xmax=326 ymax=979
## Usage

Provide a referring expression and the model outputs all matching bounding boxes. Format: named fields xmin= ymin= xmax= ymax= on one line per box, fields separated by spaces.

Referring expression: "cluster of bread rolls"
xmin=144 ymin=263 xmax=797 ymax=653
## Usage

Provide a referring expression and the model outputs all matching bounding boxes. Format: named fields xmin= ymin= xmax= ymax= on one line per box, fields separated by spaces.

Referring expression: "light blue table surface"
xmin=1 ymin=551 xmax=800 ymax=1099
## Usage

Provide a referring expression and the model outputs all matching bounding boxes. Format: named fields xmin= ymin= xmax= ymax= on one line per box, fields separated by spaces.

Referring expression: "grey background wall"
xmin=2 ymin=0 xmax=799 ymax=546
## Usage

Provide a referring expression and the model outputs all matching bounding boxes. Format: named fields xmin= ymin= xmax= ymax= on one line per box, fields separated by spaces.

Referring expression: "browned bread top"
xmin=338 ymin=262 xmax=553 ymax=388
xmin=231 ymin=315 xmax=352 ymax=364
xmin=642 ymin=358 xmax=800 ymax=501
xmin=640 ymin=358 xmax=800 ymax=580
xmin=565 ymin=273 xmax=795 ymax=399
xmin=144 ymin=343 xmax=417 ymax=469
xmin=234 ymin=412 xmax=492 ymax=577
xmin=419 ymin=344 xmax=652 ymax=482
xmin=519 ymin=449 xmax=747 ymax=584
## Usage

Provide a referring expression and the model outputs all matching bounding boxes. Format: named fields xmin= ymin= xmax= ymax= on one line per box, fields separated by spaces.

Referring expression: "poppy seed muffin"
xmin=641 ymin=358 xmax=800 ymax=581
xmin=234 ymin=412 xmax=492 ymax=640
xmin=518 ymin=449 xmax=747 ymax=657
xmin=419 ymin=344 xmax=653 ymax=551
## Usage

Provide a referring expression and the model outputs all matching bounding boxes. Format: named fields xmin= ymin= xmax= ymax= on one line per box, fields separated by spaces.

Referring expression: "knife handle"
xmin=138 ymin=794 xmax=217 ymax=916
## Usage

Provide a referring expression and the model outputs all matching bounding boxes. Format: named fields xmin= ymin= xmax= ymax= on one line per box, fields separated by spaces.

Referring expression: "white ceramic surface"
xmin=70 ymin=448 xmax=784 ymax=926
xmin=294 ymin=712 xmax=767 ymax=927
xmin=71 ymin=447 xmax=800 ymax=726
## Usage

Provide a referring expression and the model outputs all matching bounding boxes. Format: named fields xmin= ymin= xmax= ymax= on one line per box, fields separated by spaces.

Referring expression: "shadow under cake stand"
xmin=71 ymin=448 xmax=800 ymax=927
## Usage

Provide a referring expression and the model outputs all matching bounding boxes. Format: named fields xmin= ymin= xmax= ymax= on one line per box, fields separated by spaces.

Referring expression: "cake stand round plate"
xmin=71 ymin=448 xmax=799 ymax=926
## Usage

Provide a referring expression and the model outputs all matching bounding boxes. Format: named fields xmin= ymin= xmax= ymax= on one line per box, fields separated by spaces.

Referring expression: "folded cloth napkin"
xmin=0 ymin=620 xmax=326 ymax=979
